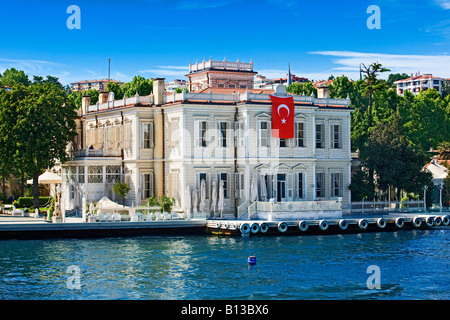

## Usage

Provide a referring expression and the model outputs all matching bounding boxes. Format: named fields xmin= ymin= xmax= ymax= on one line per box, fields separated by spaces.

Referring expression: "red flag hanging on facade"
xmin=270 ymin=95 xmax=295 ymax=138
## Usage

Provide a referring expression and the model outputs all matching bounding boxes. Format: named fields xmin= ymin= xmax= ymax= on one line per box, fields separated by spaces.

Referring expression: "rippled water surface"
xmin=0 ymin=228 xmax=448 ymax=300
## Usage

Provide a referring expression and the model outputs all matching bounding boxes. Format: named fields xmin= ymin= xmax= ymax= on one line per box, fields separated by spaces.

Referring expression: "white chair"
xmin=113 ymin=212 xmax=121 ymax=222
xmin=97 ymin=213 xmax=107 ymax=222
xmin=155 ymin=212 xmax=164 ymax=221
xmin=171 ymin=212 xmax=180 ymax=220
xmin=145 ymin=213 xmax=153 ymax=222
xmin=163 ymin=212 xmax=172 ymax=220
xmin=105 ymin=213 xmax=113 ymax=222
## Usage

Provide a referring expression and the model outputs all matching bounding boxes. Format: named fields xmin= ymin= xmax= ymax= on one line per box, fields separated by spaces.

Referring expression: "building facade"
xmin=394 ymin=73 xmax=445 ymax=96
xmin=61 ymin=59 xmax=352 ymax=217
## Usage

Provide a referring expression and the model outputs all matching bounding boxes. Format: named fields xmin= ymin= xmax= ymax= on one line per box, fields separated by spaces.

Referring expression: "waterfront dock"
xmin=207 ymin=214 xmax=450 ymax=236
xmin=0 ymin=215 xmax=206 ymax=240
xmin=0 ymin=213 xmax=448 ymax=240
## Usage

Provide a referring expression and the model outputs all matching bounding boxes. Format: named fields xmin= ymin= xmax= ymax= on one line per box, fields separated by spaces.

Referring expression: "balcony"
xmin=69 ymin=148 xmax=122 ymax=158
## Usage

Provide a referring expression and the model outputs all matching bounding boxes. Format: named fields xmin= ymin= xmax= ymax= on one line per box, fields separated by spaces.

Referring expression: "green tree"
xmin=5 ymin=82 xmax=77 ymax=209
xmin=360 ymin=63 xmax=390 ymax=120
xmin=112 ymin=181 xmax=131 ymax=206
xmin=349 ymin=166 xmax=375 ymax=201
xmin=106 ymin=81 xmax=123 ymax=99
xmin=400 ymin=89 xmax=450 ymax=152
xmin=0 ymin=68 xmax=31 ymax=87
xmin=361 ymin=114 xmax=432 ymax=200
xmin=387 ymin=73 xmax=409 ymax=86
xmin=120 ymin=76 xmax=153 ymax=97
xmin=286 ymin=82 xmax=317 ymax=97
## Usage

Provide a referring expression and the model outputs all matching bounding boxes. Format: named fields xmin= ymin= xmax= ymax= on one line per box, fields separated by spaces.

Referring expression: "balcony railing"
xmin=189 ymin=58 xmax=253 ymax=73
xmin=86 ymin=89 xmax=351 ymax=113
xmin=69 ymin=148 xmax=122 ymax=158
xmin=87 ymin=93 xmax=153 ymax=113
xmin=165 ymin=90 xmax=351 ymax=107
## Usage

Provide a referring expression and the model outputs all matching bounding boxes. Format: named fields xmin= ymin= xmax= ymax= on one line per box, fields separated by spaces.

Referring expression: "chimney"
xmin=153 ymin=78 xmax=166 ymax=105
xmin=81 ymin=95 xmax=91 ymax=115
xmin=98 ymin=91 xmax=109 ymax=104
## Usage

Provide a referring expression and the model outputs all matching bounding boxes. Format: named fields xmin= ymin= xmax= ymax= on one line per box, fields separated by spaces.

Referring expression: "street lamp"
xmin=56 ymin=184 xmax=62 ymax=221
xmin=438 ymin=182 xmax=444 ymax=213
xmin=423 ymin=185 xmax=428 ymax=213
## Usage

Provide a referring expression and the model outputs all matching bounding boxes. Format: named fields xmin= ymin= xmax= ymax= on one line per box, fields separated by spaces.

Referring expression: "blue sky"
xmin=1 ymin=0 xmax=450 ymax=85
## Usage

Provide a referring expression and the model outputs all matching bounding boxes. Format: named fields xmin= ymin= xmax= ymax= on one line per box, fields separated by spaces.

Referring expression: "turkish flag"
xmin=270 ymin=95 xmax=295 ymax=138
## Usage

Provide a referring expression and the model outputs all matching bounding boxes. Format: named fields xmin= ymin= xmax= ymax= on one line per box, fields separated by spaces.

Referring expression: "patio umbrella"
xmin=260 ymin=173 xmax=267 ymax=201
xmin=250 ymin=171 xmax=259 ymax=202
xmin=185 ymin=185 xmax=191 ymax=218
xmin=26 ymin=170 xmax=61 ymax=185
xmin=217 ymin=180 xmax=225 ymax=218
xmin=210 ymin=179 xmax=217 ymax=216
xmin=192 ymin=186 xmax=198 ymax=214
xmin=199 ymin=180 xmax=206 ymax=212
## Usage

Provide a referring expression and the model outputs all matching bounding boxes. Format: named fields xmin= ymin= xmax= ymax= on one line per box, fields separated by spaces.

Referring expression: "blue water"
xmin=0 ymin=228 xmax=448 ymax=300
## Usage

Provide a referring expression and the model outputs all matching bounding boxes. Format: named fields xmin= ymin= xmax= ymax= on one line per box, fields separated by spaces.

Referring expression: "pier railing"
xmin=351 ymin=199 xmax=425 ymax=214
xmin=239 ymin=200 xmax=343 ymax=220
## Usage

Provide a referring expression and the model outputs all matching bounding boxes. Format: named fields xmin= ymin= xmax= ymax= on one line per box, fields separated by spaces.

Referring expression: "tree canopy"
xmin=0 ymin=80 xmax=77 ymax=209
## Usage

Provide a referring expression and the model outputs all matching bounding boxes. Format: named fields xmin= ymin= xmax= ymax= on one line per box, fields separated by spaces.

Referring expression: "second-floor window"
xmin=331 ymin=124 xmax=341 ymax=149
xmin=142 ymin=122 xmax=153 ymax=148
xmin=218 ymin=122 xmax=227 ymax=147
xmin=295 ymin=122 xmax=305 ymax=147
xmin=259 ymin=121 xmax=269 ymax=147
xmin=198 ymin=121 xmax=207 ymax=147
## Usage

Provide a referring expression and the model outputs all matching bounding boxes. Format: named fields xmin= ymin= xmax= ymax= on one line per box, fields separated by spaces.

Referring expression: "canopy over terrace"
xmin=27 ymin=171 xmax=62 ymax=185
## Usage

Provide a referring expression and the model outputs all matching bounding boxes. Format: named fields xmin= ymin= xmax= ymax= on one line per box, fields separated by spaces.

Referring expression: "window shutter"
xmin=235 ymin=172 xmax=239 ymax=198
xmin=150 ymin=122 xmax=154 ymax=148
xmin=194 ymin=121 xmax=199 ymax=147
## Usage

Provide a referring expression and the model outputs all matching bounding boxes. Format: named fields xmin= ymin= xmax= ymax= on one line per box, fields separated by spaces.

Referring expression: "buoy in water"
xmin=248 ymin=254 xmax=256 ymax=265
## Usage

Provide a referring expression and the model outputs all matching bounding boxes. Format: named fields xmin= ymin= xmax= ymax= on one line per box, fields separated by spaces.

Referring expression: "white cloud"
xmin=434 ymin=0 xmax=450 ymax=9
xmin=139 ymin=65 xmax=189 ymax=78
xmin=0 ymin=58 xmax=65 ymax=74
xmin=310 ymin=51 xmax=450 ymax=79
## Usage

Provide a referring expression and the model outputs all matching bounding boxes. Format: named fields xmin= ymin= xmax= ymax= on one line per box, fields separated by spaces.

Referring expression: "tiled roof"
xmin=394 ymin=75 xmax=445 ymax=83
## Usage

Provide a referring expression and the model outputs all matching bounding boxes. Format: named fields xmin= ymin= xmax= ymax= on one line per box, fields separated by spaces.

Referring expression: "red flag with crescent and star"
xmin=270 ymin=95 xmax=295 ymax=138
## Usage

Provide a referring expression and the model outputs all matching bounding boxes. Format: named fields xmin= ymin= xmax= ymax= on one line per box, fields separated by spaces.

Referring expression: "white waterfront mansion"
xmin=61 ymin=59 xmax=352 ymax=217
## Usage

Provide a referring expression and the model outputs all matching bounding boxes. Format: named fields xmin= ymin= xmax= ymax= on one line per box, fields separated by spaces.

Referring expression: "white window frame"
xmin=330 ymin=172 xmax=343 ymax=198
xmin=258 ymin=120 xmax=270 ymax=147
xmin=330 ymin=123 xmax=342 ymax=149
xmin=295 ymin=121 xmax=306 ymax=148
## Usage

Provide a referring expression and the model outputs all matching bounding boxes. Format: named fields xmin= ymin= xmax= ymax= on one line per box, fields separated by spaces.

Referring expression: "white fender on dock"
xmin=318 ymin=220 xmax=329 ymax=231
xmin=278 ymin=222 xmax=288 ymax=232
xmin=412 ymin=217 xmax=422 ymax=228
xmin=250 ymin=223 xmax=260 ymax=234
xmin=425 ymin=216 xmax=434 ymax=227
xmin=338 ymin=220 xmax=348 ymax=230
xmin=442 ymin=215 xmax=450 ymax=226
xmin=377 ymin=218 xmax=386 ymax=228
xmin=395 ymin=217 xmax=405 ymax=228
xmin=259 ymin=222 xmax=269 ymax=233
xmin=221 ymin=222 xmax=228 ymax=229
xmin=228 ymin=222 xmax=237 ymax=230
xmin=358 ymin=219 xmax=368 ymax=230
xmin=298 ymin=220 xmax=309 ymax=232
